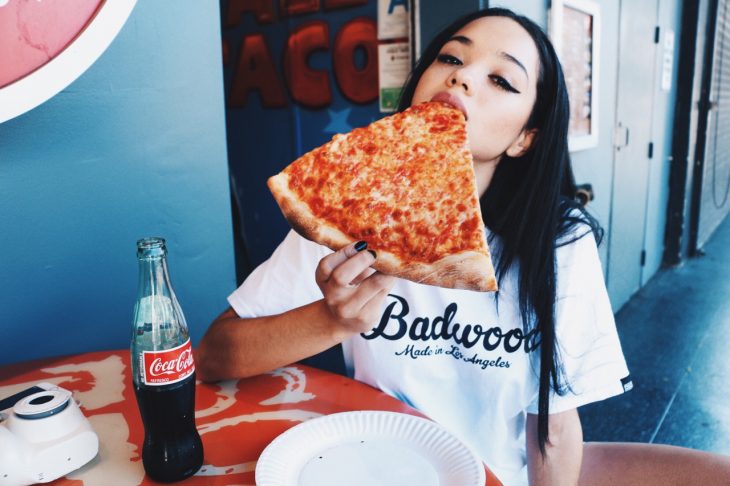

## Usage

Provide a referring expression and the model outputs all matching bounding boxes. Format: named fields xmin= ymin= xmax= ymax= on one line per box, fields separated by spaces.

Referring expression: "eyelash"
xmin=489 ymin=75 xmax=519 ymax=94
xmin=437 ymin=53 xmax=462 ymax=66
xmin=436 ymin=54 xmax=520 ymax=94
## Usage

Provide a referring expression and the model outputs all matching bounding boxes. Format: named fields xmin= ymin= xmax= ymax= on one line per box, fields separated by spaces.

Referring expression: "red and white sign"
xmin=0 ymin=0 xmax=137 ymax=123
xmin=141 ymin=339 xmax=195 ymax=386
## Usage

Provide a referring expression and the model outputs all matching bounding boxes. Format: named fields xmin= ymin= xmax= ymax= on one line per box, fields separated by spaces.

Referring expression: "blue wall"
xmin=0 ymin=1 xmax=236 ymax=365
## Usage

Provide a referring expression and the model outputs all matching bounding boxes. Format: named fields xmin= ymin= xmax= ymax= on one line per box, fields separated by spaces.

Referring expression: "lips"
xmin=430 ymin=92 xmax=468 ymax=120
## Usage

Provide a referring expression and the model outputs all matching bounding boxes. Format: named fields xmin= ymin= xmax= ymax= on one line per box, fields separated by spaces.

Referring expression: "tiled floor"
xmin=580 ymin=215 xmax=730 ymax=455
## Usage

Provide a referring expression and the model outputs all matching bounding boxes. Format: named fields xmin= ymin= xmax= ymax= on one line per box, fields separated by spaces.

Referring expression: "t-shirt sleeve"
xmin=527 ymin=229 xmax=632 ymax=415
xmin=227 ymin=230 xmax=331 ymax=318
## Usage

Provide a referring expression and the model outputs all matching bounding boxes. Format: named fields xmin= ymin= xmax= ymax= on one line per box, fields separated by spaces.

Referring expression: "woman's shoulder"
xmin=556 ymin=205 xmax=602 ymax=247
xmin=555 ymin=207 xmax=603 ymax=268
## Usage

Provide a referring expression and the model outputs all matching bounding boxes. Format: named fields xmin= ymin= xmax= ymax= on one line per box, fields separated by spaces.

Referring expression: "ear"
xmin=505 ymin=129 xmax=538 ymax=158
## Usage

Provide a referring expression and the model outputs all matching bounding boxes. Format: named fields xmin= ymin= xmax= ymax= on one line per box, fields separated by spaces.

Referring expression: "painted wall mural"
xmin=221 ymin=0 xmax=384 ymax=274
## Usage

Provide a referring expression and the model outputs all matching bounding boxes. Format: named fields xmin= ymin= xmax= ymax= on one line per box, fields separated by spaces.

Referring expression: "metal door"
xmin=607 ymin=0 xmax=660 ymax=310
xmin=694 ymin=0 xmax=730 ymax=249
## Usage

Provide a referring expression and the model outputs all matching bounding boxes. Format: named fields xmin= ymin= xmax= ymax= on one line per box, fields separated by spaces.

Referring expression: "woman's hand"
xmin=316 ymin=241 xmax=396 ymax=335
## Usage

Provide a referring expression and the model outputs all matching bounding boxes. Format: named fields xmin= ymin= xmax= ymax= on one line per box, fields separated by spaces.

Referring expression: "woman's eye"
xmin=437 ymin=54 xmax=462 ymax=65
xmin=489 ymin=75 xmax=520 ymax=94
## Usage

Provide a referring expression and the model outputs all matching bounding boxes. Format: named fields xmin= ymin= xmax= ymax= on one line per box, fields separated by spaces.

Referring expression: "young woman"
xmin=197 ymin=8 xmax=730 ymax=485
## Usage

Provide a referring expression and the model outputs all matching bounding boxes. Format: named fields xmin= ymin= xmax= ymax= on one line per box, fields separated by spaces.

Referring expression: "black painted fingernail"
xmin=368 ymin=250 xmax=377 ymax=259
xmin=354 ymin=241 xmax=367 ymax=252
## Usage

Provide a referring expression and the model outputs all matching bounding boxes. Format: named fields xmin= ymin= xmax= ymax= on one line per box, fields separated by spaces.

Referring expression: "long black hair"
xmin=398 ymin=8 xmax=603 ymax=453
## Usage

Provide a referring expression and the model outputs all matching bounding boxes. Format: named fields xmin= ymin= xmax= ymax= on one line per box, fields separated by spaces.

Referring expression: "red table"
xmin=0 ymin=350 xmax=502 ymax=485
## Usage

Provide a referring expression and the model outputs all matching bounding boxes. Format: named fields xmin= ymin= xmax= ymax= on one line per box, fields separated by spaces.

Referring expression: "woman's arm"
xmin=196 ymin=302 xmax=346 ymax=382
xmin=526 ymin=409 xmax=584 ymax=486
xmin=196 ymin=242 xmax=395 ymax=382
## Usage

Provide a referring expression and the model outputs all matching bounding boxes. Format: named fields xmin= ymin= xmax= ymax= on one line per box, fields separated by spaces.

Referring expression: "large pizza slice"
xmin=267 ymin=101 xmax=498 ymax=292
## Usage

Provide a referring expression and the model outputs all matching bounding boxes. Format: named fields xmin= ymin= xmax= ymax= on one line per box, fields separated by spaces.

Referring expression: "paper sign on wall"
xmin=378 ymin=0 xmax=409 ymax=40
xmin=378 ymin=42 xmax=410 ymax=111
xmin=377 ymin=0 xmax=411 ymax=112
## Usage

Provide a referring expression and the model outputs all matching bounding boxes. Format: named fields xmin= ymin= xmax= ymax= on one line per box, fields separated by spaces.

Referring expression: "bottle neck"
xmin=132 ymin=242 xmax=190 ymax=358
xmin=136 ymin=255 xmax=173 ymax=299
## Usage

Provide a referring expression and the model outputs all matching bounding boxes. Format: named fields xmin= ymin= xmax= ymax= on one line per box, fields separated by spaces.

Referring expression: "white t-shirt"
xmin=228 ymin=228 xmax=631 ymax=486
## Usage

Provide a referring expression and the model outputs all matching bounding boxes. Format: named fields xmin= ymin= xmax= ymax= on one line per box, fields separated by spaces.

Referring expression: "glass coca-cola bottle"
xmin=131 ymin=237 xmax=203 ymax=482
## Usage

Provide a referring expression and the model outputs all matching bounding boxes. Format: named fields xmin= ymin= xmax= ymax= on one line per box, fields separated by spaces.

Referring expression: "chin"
xmin=472 ymin=153 xmax=503 ymax=166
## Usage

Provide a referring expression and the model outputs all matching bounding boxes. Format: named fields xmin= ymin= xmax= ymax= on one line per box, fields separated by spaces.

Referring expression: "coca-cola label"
xmin=141 ymin=339 xmax=195 ymax=386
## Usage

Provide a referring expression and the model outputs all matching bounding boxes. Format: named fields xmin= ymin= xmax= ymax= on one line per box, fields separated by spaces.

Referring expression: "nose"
xmin=448 ymin=69 xmax=472 ymax=94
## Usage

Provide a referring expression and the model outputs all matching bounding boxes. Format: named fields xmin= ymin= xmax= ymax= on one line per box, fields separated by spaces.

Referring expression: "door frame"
xmin=689 ymin=0 xmax=721 ymax=254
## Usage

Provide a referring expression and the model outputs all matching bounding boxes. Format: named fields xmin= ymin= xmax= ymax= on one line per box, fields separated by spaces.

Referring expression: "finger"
xmin=328 ymin=250 xmax=378 ymax=287
xmin=351 ymin=267 xmax=376 ymax=286
xmin=350 ymin=272 xmax=396 ymax=306
xmin=363 ymin=285 xmax=394 ymax=312
xmin=328 ymin=273 xmax=395 ymax=325
xmin=316 ymin=241 xmax=368 ymax=283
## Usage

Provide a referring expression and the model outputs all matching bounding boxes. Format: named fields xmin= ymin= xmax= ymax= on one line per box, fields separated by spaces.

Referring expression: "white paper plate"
xmin=256 ymin=410 xmax=485 ymax=486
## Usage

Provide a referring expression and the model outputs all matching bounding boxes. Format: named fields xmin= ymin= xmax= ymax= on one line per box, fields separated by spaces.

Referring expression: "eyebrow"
xmin=445 ymin=35 xmax=530 ymax=81
xmin=500 ymin=52 xmax=529 ymax=81
xmin=448 ymin=35 xmax=473 ymax=46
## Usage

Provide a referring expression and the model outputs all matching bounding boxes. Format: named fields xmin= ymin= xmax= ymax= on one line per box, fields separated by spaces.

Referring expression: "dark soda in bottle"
xmin=131 ymin=237 xmax=203 ymax=482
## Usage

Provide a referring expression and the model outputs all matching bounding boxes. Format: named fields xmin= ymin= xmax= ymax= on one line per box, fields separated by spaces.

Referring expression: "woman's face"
xmin=412 ymin=16 xmax=540 ymax=165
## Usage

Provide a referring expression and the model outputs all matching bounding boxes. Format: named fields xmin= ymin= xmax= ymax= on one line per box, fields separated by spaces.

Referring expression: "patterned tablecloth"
xmin=0 ymin=350 xmax=501 ymax=485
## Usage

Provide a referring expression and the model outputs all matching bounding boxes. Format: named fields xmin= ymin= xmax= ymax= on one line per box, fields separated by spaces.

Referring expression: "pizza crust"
xmin=269 ymin=172 xmax=498 ymax=292
xmin=375 ymin=249 xmax=498 ymax=292
xmin=268 ymin=172 xmax=353 ymax=251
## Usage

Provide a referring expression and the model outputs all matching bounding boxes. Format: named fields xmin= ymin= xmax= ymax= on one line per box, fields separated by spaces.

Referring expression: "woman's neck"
xmin=473 ymin=159 xmax=500 ymax=198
